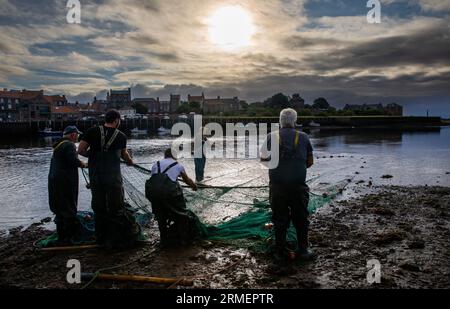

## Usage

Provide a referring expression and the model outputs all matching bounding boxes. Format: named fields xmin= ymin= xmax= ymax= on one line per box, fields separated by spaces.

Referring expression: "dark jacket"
xmin=48 ymin=138 xmax=83 ymax=215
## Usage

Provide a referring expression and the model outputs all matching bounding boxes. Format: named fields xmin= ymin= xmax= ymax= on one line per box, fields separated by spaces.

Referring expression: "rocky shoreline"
xmin=0 ymin=185 xmax=448 ymax=289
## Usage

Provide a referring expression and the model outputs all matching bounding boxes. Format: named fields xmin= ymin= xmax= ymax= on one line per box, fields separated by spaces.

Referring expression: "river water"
xmin=0 ymin=127 xmax=449 ymax=231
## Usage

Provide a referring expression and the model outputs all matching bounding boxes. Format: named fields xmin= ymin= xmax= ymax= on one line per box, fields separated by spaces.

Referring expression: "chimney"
xmin=2 ymin=88 xmax=6 ymax=91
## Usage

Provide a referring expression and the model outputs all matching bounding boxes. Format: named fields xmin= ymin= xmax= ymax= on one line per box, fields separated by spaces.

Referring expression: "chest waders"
xmin=88 ymin=127 xmax=139 ymax=247
xmin=145 ymin=161 xmax=182 ymax=204
xmin=271 ymin=130 xmax=310 ymax=257
xmin=48 ymin=139 xmax=81 ymax=242
xmin=146 ymin=162 xmax=203 ymax=245
xmin=88 ymin=126 xmax=122 ymax=188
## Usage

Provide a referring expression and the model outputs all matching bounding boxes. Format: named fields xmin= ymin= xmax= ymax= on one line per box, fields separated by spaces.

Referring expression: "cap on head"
xmin=63 ymin=125 xmax=82 ymax=136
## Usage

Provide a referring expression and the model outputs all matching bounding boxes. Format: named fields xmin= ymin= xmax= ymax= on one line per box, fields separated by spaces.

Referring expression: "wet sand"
xmin=0 ymin=185 xmax=448 ymax=289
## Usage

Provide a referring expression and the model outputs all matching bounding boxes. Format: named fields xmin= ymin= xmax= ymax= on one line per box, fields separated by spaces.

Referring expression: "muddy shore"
xmin=0 ymin=185 xmax=448 ymax=289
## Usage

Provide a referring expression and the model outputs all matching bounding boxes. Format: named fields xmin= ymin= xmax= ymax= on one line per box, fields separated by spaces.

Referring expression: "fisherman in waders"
xmin=48 ymin=126 xmax=87 ymax=244
xmin=193 ymin=127 xmax=208 ymax=184
xmin=146 ymin=148 xmax=199 ymax=246
xmin=78 ymin=109 xmax=137 ymax=247
xmin=260 ymin=108 xmax=315 ymax=261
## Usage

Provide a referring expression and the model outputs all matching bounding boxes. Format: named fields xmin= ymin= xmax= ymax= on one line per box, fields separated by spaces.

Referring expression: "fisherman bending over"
xmin=48 ymin=126 xmax=86 ymax=244
xmin=78 ymin=109 xmax=139 ymax=247
xmin=146 ymin=148 xmax=201 ymax=246
xmin=260 ymin=108 xmax=315 ymax=261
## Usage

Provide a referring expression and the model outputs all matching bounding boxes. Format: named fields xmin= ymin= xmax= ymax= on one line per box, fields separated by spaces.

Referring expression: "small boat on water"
xmin=157 ymin=127 xmax=171 ymax=136
xmin=130 ymin=127 xmax=148 ymax=135
xmin=308 ymin=121 xmax=321 ymax=127
xmin=38 ymin=127 xmax=62 ymax=137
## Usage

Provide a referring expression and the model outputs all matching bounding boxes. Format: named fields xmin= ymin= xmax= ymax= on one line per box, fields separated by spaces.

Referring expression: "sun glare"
xmin=207 ymin=6 xmax=255 ymax=52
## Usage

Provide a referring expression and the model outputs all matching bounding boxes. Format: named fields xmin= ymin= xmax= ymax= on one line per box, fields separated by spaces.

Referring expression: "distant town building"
xmin=79 ymin=102 xmax=103 ymax=119
xmin=188 ymin=93 xmax=205 ymax=106
xmin=188 ymin=93 xmax=242 ymax=114
xmin=45 ymin=95 xmax=68 ymax=107
xmin=170 ymin=94 xmax=181 ymax=113
xmin=119 ymin=107 xmax=137 ymax=119
xmin=0 ymin=89 xmax=55 ymax=122
xmin=159 ymin=100 xmax=170 ymax=113
xmin=107 ymin=88 xmax=131 ymax=109
xmin=203 ymin=96 xmax=241 ymax=114
xmin=132 ymin=98 xmax=160 ymax=114
xmin=51 ymin=105 xmax=81 ymax=121
xmin=385 ymin=103 xmax=403 ymax=116
xmin=91 ymin=97 xmax=109 ymax=112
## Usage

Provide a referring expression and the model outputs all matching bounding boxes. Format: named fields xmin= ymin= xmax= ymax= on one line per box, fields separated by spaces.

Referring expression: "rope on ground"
xmin=81 ymin=244 xmax=158 ymax=289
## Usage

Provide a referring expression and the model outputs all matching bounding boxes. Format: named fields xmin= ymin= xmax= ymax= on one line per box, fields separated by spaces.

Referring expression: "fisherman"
xmin=260 ymin=108 xmax=315 ymax=261
xmin=145 ymin=148 xmax=200 ymax=246
xmin=48 ymin=125 xmax=86 ymax=244
xmin=78 ymin=109 xmax=138 ymax=247
xmin=193 ymin=126 xmax=208 ymax=184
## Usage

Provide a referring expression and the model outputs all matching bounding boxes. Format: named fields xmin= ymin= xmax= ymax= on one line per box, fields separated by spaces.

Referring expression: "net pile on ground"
xmin=121 ymin=162 xmax=346 ymax=251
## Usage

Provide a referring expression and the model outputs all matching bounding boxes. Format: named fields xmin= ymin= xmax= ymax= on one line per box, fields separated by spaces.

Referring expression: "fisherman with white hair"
xmin=260 ymin=108 xmax=315 ymax=261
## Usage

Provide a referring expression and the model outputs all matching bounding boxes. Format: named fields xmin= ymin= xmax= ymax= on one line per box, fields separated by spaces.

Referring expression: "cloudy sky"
xmin=0 ymin=0 xmax=449 ymax=116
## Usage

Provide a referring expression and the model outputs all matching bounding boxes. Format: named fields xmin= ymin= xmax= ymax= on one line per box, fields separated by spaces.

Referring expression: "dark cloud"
xmin=281 ymin=35 xmax=344 ymax=48
xmin=304 ymin=21 xmax=450 ymax=70
xmin=127 ymin=33 xmax=160 ymax=45
xmin=148 ymin=51 xmax=180 ymax=62
xmin=0 ymin=41 xmax=13 ymax=53
xmin=68 ymin=89 xmax=108 ymax=103
xmin=131 ymin=83 xmax=240 ymax=99
xmin=129 ymin=0 xmax=160 ymax=12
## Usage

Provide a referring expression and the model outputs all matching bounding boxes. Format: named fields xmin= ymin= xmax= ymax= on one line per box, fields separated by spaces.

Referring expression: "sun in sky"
xmin=207 ymin=5 xmax=256 ymax=52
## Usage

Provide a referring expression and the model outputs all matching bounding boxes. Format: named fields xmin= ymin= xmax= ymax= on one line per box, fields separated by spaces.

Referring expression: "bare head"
xmin=105 ymin=109 xmax=121 ymax=128
xmin=165 ymin=148 xmax=177 ymax=160
xmin=279 ymin=108 xmax=297 ymax=128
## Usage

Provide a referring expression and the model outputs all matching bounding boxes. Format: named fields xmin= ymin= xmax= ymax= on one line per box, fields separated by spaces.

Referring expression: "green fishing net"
xmin=36 ymin=163 xmax=345 ymax=251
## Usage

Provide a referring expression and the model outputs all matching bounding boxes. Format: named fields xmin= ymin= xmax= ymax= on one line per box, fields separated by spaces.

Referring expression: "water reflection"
xmin=0 ymin=127 xmax=449 ymax=230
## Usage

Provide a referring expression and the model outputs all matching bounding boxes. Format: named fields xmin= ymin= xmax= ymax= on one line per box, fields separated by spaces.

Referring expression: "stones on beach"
xmin=372 ymin=207 xmax=395 ymax=216
xmin=382 ymin=175 xmax=394 ymax=179
xmin=40 ymin=217 xmax=52 ymax=224
xmin=374 ymin=230 xmax=407 ymax=245
xmin=407 ymin=239 xmax=425 ymax=250
xmin=399 ymin=262 xmax=421 ymax=272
